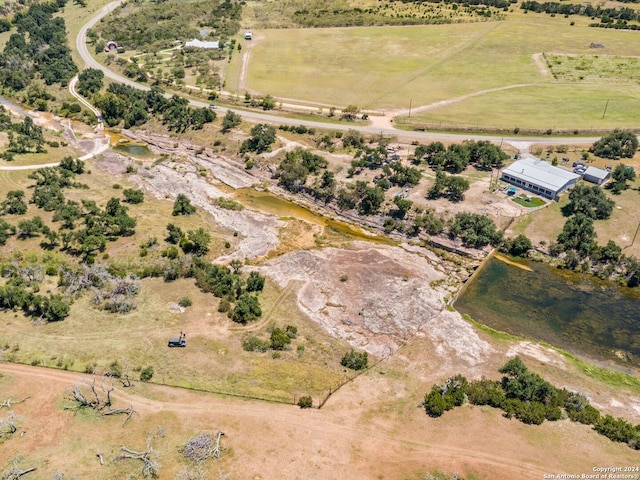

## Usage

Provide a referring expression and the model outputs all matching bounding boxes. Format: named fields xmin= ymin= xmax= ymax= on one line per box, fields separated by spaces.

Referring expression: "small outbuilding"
xmin=582 ymin=166 xmax=610 ymax=185
xmin=185 ymin=39 xmax=219 ymax=49
xmin=501 ymin=155 xmax=580 ymax=200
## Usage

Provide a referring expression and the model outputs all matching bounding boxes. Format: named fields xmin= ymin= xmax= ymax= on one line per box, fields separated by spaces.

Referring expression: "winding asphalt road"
xmin=77 ymin=2 xmax=607 ymax=148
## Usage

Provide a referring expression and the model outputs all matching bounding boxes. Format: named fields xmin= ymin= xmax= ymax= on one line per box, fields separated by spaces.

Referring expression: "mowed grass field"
xmin=238 ymin=11 xmax=640 ymax=128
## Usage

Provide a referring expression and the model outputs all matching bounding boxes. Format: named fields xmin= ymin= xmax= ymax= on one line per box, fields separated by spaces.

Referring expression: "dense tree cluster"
xmin=414 ymin=140 xmax=508 ymax=173
xmin=549 ymin=184 xmax=640 ymax=284
xmin=0 ymin=0 xmax=77 ymax=91
xmin=240 ymin=123 xmax=276 ymax=153
xmin=0 ymin=111 xmax=46 ymax=159
xmin=590 ymin=131 xmax=638 ymax=159
xmin=337 ymin=181 xmax=385 ymax=215
xmin=275 ymin=148 xmax=328 ymax=192
xmin=423 ymin=357 xmax=640 ymax=449
xmin=564 ymin=184 xmax=615 ymax=220
xmin=448 ymin=212 xmax=503 ymax=248
xmin=94 ymin=84 xmax=215 ymax=131
xmin=76 ymin=68 xmax=104 ymax=98
xmin=428 ymin=170 xmax=470 ymax=202
xmin=521 ymin=1 xmax=640 ymax=29
xmin=0 ymin=262 xmax=70 ymax=322
xmin=608 ymin=164 xmax=636 ymax=194
xmin=189 ymin=257 xmax=265 ymax=324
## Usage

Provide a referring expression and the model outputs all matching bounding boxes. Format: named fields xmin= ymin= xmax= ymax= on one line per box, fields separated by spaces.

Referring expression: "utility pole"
xmin=602 ymin=99 xmax=610 ymax=119
xmin=408 ymin=98 xmax=412 ymax=122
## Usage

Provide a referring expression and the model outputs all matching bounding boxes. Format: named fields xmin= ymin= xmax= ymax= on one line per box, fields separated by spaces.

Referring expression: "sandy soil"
xmin=1 ymin=358 xmax=639 ymax=480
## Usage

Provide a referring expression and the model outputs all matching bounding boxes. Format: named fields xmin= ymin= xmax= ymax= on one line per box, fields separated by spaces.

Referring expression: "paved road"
xmin=76 ymin=2 xmax=607 ymax=148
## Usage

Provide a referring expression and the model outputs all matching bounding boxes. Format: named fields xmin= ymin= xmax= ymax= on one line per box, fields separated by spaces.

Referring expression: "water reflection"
xmin=455 ymin=257 xmax=640 ymax=366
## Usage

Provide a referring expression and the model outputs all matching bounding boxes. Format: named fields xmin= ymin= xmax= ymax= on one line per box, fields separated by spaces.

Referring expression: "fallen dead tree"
xmin=0 ymin=397 xmax=29 ymax=410
xmin=64 ymin=378 xmax=136 ymax=425
xmin=118 ymin=441 xmax=159 ymax=478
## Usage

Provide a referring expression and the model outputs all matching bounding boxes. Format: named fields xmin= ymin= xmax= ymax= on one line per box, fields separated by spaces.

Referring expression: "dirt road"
xmin=0 ymin=362 xmax=564 ymax=479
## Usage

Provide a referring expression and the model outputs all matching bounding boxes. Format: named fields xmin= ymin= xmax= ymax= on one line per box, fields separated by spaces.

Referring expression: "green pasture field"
xmin=546 ymin=53 xmax=640 ymax=83
xmin=400 ymin=84 xmax=640 ymax=131
xmin=238 ymin=11 xmax=640 ymax=127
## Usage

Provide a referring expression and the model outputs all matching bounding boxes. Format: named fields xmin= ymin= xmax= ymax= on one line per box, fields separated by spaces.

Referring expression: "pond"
xmin=454 ymin=256 xmax=640 ymax=367
xmin=112 ymin=143 xmax=156 ymax=159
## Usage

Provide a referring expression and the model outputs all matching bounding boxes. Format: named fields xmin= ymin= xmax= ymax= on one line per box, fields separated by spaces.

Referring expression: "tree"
xmin=392 ymin=195 xmax=412 ymax=219
xmin=123 ymin=189 xmax=144 ymax=204
xmin=608 ymin=164 xmax=636 ymax=194
xmin=1 ymin=190 xmax=27 ymax=215
xmin=240 ymin=123 xmax=276 ymax=154
xmin=246 ymin=271 xmax=265 ymax=292
xmin=270 ymin=327 xmax=291 ymax=350
xmin=77 ymin=68 xmax=104 ymax=97
xmin=557 ymin=213 xmax=597 ymax=255
xmin=42 ymin=294 xmax=70 ymax=322
xmin=185 ymin=228 xmax=210 ymax=256
xmin=340 ymin=350 xmax=368 ymax=370
xmin=503 ymin=234 xmax=533 ymax=257
xmin=139 ymin=366 xmax=154 ymax=382
xmin=172 ymin=194 xmax=196 ymax=216
xmin=340 ymin=104 xmax=359 ymax=121
xmin=165 ymin=223 xmax=183 ymax=244
xmin=566 ymin=184 xmax=615 ymax=219
xmin=221 ymin=110 xmax=241 ymax=133
xmin=231 ymin=293 xmax=262 ymax=324
xmin=591 ymin=131 xmax=638 ymax=159
xmin=0 ymin=219 xmax=15 ymax=245
xmin=448 ymin=212 xmax=503 ymax=248
xmin=358 ymin=185 xmax=385 ymax=215
xmin=261 ymin=94 xmax=276 ymax=111
xmin=342 ymin=129 xmax=365 ymax=149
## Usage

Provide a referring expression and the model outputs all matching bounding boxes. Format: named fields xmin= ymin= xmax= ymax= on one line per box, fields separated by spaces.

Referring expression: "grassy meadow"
xmin=236 ymin=10 xmax=640 ymax=128
xmin=0 ymin=142 xmax=349 ymax=403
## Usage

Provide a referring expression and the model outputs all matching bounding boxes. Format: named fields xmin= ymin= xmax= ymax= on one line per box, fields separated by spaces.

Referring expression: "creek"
xmin=455 ymin=256 xmax=640 ymax=367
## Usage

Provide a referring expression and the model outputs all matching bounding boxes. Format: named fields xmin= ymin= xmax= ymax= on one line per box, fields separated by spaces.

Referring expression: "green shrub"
xmin=178 ymin=297 xmax=193 ymax=308
xmin=340 ymin=350 xmax=368 ymax=371
xmin=270 ymin=327 xmax=292 ymax=351
xmin=242 ymin=335 xmax=270 ymax=352
xmin=140 ymin=366 xmax=154 ymax=382
xmin=298 ymin=396 xmax=313 ymax=409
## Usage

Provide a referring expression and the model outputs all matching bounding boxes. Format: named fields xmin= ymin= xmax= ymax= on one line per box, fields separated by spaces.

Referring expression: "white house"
xmin=184 ymin=39 xmax=219 ymax=49
xmin=583 ymin=166 xmax=610 ymax=185
xmin=501 ymin=155 xmax=580 ymax=200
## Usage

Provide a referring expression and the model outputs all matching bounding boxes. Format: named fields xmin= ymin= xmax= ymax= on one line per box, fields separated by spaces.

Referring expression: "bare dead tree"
xmin=116 ymin=358 xmax=133 ymax=388
xmin=102 ymin=404 xmax=136 ymax=426
xmin=64 ymin=379 xmax=113 ymax=411
xmin=119 ymin=440 xmax=159 ymax=479
xmin=0 ymin=397 xmax=29 ymax=410
xmin=0 ymin=412 xmax=20 ymax=441
xmin=95 ymin=452 xmax=104 ymax=466
xmin=1 ymin=457 xmax=36 ymax=480
xmin=65 ymin=379 xmax=135 ymax=426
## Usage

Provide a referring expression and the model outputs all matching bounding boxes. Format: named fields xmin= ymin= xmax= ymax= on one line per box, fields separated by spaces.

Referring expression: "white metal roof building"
xmin=583 ymin=166 xmax=610 ymax=185
xmin=501 ymin=156 xmax=580 ymax=200
xmin=185 ymin=39 xmax=219 ymax=49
